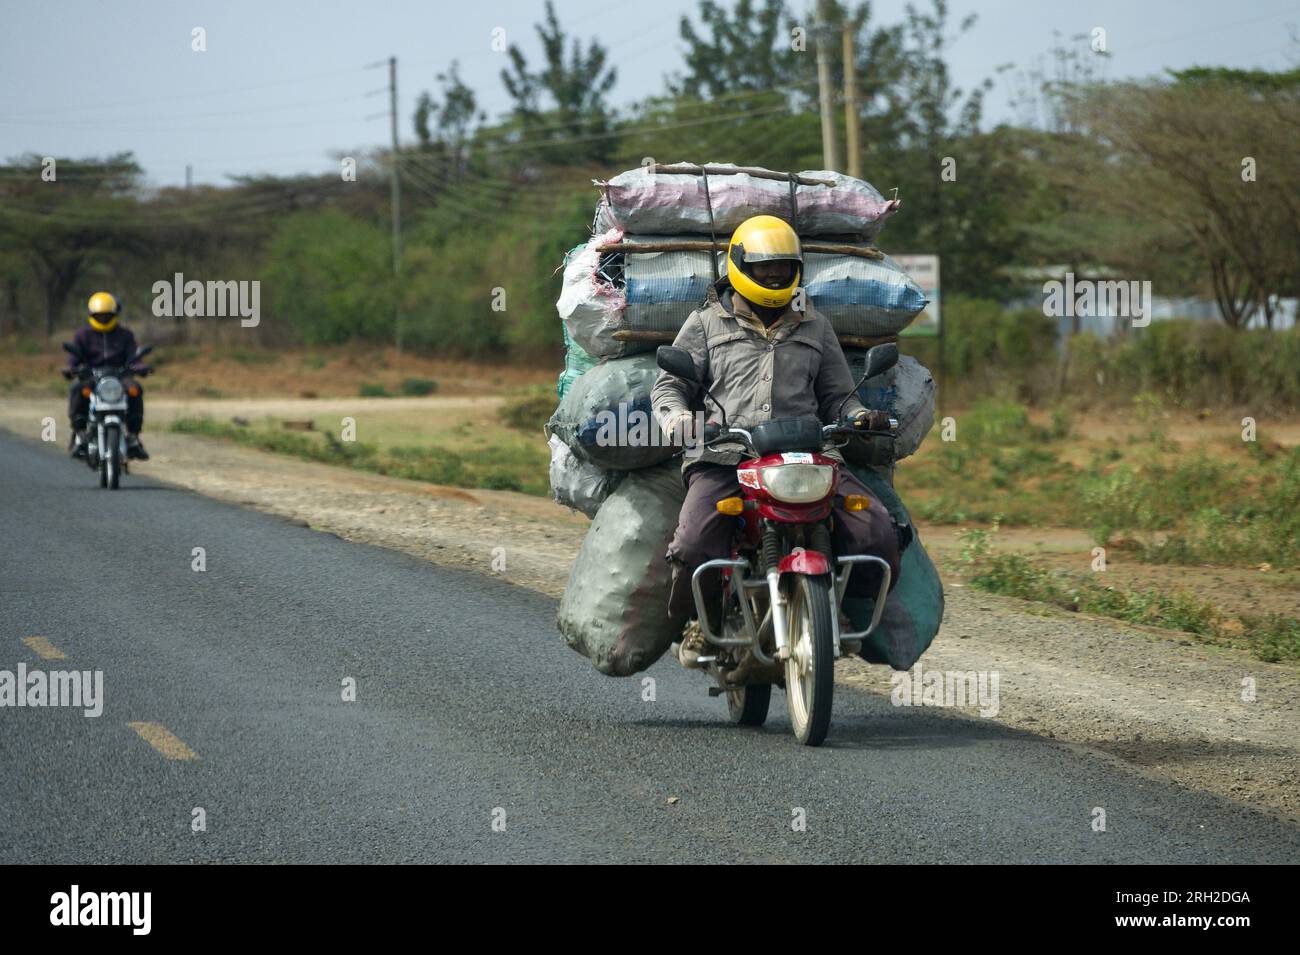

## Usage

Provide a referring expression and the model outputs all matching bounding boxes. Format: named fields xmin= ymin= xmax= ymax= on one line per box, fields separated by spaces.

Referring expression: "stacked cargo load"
xmin=545 ymin=162 xmax=942 ymax=676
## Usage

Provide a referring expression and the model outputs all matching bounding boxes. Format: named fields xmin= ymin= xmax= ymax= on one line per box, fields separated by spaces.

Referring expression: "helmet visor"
xmin=747 ymin=260 xmax=799 ymax=290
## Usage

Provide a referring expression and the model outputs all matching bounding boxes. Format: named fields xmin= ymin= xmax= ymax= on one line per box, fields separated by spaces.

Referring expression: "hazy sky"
xmin=1 ymin=0 xmax=1295 ymax=186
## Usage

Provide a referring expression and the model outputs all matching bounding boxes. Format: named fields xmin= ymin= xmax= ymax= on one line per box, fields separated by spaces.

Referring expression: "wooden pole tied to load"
xmin=649 ymin=163 xmax=836 ymax=187
xmin=595 ymin=240 xmax=883 ymax=260
xmin=612 ymin=329 xmax=900 ymax=348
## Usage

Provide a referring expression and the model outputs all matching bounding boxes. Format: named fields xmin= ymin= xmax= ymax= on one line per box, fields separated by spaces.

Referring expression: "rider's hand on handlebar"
xmin=664 ymin=413 xmax=722 ymax=447
xmin=61 ymin=369 xmax=74 ymax=380
xmin=664 ymin=412 xmax=698 ymax=446
xmin=851 ymin=409 xmax=894 ymax=431
xmin=132 ymin=365 xmax=153 ymax=377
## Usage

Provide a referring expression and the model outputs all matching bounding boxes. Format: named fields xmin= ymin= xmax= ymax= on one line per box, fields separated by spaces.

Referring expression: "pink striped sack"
xmin=594 ymin=163 xmax=900 ymax=240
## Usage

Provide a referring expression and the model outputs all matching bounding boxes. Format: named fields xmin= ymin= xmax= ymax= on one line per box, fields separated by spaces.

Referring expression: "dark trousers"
xmin=665 ymin=462 xmax=901 ymax=632
xmin=68 ymin=381 xmax=144 ymax=434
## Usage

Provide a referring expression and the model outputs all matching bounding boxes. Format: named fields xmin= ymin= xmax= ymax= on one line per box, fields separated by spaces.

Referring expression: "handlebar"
xmin=65 ymin=364 xmax=149 ymax=380
xmin=693 ymin=416 xmax=898 ymax=451
xmin=822 ymin=419 xmax=899 ymax=439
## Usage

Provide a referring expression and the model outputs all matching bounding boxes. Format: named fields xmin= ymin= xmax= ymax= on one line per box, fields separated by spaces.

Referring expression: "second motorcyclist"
xmin=65 ymin=292 xmax=151 ymax=461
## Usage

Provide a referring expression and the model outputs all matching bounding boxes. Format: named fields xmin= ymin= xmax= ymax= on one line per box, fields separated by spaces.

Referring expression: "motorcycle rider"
xmin=651 ymin=215 xmax=901 ymax=669
xmin=65 ymin=292 xmax=150 ymax=461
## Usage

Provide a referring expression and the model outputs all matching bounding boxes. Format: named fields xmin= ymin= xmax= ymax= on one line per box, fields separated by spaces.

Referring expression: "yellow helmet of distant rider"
xmin=87 ymin=292 xmax=121 ymax=332
xmin=726 ymin=215 xmax=802 ymax=309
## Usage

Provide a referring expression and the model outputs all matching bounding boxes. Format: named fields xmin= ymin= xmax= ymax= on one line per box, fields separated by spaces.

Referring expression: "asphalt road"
xmin=2 ymin=430 xmax=1298 ymax=864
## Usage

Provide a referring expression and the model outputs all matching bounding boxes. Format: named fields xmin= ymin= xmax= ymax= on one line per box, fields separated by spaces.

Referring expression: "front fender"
xmin=777 ymin=549 xmax=831 ymax=576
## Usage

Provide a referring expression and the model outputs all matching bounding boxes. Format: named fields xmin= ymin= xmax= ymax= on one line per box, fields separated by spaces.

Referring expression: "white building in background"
xmin=1148 ymin=296 xmax=1296 ymax=331
xmin=1006 ymin=265 xmax=1296 ymax=338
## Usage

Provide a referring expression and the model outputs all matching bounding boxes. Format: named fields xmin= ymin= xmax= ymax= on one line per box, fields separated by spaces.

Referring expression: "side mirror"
xmin=656 ymin=345 xmax=697 ymax=383
xmin=62 ymin=342 xmax=79 ymax=357
xmin=134 ymin=344 xmax=154 ymax=361
xmin=835 ymin=342 xmax=901 ymax=421
xmin=657 ymin=343 xmax=729 ymax=429
xmin=863 ymin=342 xmax=899 ymax=380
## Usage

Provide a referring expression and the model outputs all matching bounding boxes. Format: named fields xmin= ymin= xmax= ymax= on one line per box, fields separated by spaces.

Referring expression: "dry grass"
xmin=0 ymin=341 xmax=557 ymax=399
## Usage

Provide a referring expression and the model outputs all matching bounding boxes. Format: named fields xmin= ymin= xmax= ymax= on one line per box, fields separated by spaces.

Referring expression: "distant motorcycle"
xmin=656 ymin=342 xmax=900 ymax=746
xmin=62 ymin=341 xmax=153 ymax=490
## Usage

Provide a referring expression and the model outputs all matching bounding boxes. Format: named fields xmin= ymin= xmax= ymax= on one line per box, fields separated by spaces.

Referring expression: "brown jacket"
xmin=651 ymin=287 xmax=867 ymax=468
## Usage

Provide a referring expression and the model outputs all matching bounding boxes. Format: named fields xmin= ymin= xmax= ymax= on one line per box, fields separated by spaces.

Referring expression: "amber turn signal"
xmin=715 ymin=496 xmax=745 ymax=516
xmin=127 ymin=384 xmax=140 ymax=397
xmin=843 ymin=494 xmax=871 ymax=511
xmin=80 ymin=386 xmax=91 ymax=398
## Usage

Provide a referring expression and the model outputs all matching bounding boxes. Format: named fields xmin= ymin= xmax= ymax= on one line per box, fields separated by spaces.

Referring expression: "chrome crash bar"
xmin=831 ymin=554 xmax=892 ymax=654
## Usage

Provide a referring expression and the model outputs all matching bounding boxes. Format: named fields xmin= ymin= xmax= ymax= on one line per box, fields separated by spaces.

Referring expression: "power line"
xmin=1109 ymin=5 xmax=1300 ymax=55
xmin=0 ymin=64 xmax=370 ymax=119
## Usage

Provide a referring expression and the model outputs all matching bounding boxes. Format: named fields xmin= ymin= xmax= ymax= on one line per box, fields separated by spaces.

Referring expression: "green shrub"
xmin=359 ymin=382 xmax=389 ymax=397
xmin=481 ymin=470 xmax=524 ymax=491
xmin=266 ymin=209 xmax=395 ymax=345
xmin=500 ymin=391 xmax=556 ymax=432
xmin=1069 ymin=321 xmax=1300 ymax=410
xmin=399 ymin=377 xmax=437 ymax=396
xmin=960 ymin=544 xmax=1297 ymax=662
xmin=224 ymin=347 xmax=278 ymax=365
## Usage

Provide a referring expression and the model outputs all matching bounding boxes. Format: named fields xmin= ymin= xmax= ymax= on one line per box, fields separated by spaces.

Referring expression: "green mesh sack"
xmin=558 ymin=320 xmax=598 ymax=399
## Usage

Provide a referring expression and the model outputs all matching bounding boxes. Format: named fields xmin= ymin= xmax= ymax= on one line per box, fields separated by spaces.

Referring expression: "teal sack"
xmin=558 ymin=324 xmax=598 ymax=399
xmin=557 ymin=243 xmax=600 ymax=399
xmin=842 ymin=465 xmax=944 ymax=671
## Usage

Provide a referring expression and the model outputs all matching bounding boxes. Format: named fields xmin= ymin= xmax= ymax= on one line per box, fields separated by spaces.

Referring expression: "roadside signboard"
xmin=893 ymin=254 xmax=940 ymax=338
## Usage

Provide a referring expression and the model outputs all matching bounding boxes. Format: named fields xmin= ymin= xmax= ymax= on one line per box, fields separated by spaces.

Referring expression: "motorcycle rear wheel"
xmin=784 ymin=574 xmax=835 ymax=746
xmin=719 ymin=607 xmax=771 ymax=726
xmin=725 ymin=681 xmax=771 ymax=726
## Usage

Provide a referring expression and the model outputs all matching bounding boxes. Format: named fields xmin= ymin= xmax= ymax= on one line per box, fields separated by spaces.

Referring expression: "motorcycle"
xmin=62 ymin=342 xmax=153 ymax=490
xmin=656 ymin=342 xmax=900 ymax=746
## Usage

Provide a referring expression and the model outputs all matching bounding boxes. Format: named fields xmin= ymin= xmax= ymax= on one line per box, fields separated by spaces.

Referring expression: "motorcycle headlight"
xmin=95 ymin=377 xmax=124 ymax=403
xmin=759 ymin=463 xmax=833 ymax=504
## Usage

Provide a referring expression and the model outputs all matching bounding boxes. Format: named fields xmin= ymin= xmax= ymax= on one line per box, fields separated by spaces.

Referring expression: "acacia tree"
xmin=499 ymin=1 xmax=618 ymax=165
xmin=882 ymin=0 xmax=992 ymax=258
xmin=669 ymin=1 xmax=906 ymax=151
xmin=671 ymin=0 xmax=803 ymax=102
xmin=0 ymin=153 xmax=146 ymax=337
xmin=1070 ymin=69 xmax=1300 ymax=327
xmin=413 ymin=61 xmax=483 ymax=181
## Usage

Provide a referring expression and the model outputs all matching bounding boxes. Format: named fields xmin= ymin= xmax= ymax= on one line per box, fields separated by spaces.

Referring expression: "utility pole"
xmin=388 ymin=56 xmax=403 ymax=353
xmin=815 ymin=0 xmax=841 ymax=172
xmin=842 ymin=23 xmax=862 ymax=179
xmin=368 ymin=56 xmax=404 ymax=352
xmin=185 ymin=164 xmax=192 ymax=190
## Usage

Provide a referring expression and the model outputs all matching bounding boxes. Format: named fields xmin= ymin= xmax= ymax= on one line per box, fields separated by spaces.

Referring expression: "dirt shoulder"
xmin=4 ymin=397 xmax=1297 ymax=821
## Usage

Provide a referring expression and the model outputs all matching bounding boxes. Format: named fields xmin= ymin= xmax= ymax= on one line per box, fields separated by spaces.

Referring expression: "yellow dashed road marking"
xmin=21 ymin=636 xmax=67 ymax=660
xmin=127 ymin=722 xmax=198 ymax=760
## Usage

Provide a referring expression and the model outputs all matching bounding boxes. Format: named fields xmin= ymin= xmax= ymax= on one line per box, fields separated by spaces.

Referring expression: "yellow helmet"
xmin=726 ymin=214 xmax=802 ymax=309
xmin=87 ymin=291 xmax=121 ymax=332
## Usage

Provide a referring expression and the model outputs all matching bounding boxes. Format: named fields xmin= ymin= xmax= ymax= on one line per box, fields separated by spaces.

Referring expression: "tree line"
xmin=1 ymin=0 xmax=1295 ymax=352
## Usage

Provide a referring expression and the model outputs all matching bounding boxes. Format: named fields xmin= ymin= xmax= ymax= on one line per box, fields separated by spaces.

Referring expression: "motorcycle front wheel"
xmin=103 ymin=426 xmax=120 ymax=489
xmin=784 ymin=574 xmax=835 ymax=746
